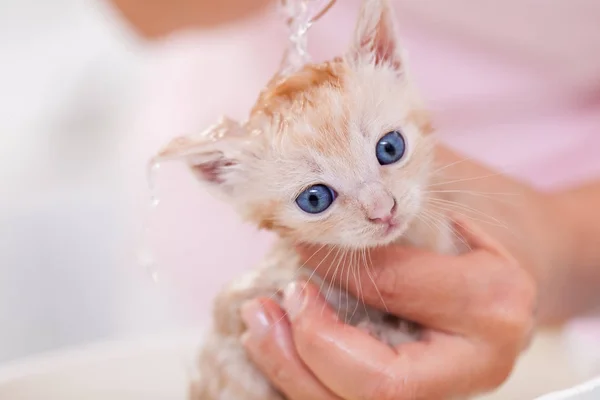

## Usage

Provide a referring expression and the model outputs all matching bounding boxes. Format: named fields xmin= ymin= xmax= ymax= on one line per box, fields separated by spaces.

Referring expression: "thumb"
xmin=282 ymin=281 xmax=393 ymax=364
xmin=282 ymin=280 xmax=339 ymax=323
xmin=281 ymin=281 xmax=398 ymax=399
xmin=451 ymin=214 xmax=514 ymax=260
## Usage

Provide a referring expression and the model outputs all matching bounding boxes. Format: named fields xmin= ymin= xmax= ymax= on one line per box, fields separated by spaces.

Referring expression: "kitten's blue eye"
xmin=376 ymin=130 xmax=406 ymax=165
xmin=295 ymin=184 xmax=336 ymax=214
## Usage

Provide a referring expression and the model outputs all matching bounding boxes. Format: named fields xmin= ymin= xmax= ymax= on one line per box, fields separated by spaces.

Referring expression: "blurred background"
xmin=1 ymin=0 xmax=600 ymax=374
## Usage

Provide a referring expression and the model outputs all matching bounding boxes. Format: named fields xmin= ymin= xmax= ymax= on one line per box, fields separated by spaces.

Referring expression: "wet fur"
xmin=157 ymin=1 xmax=465 ymax=399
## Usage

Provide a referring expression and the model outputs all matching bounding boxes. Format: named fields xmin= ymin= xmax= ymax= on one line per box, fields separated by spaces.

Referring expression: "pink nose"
xmin=368 ymin=198 xmax=397 ymax=224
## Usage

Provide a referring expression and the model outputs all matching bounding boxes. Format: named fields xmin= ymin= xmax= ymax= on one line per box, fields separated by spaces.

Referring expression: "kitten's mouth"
xmin=378 ymin=216 xmax=411 ymax=242
xmin=383 ymin=221 xmax=400 ymax=237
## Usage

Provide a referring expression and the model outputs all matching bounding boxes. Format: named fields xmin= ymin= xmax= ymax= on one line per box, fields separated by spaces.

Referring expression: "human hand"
xmin=240 ymin=217 xmax=537 ymax=400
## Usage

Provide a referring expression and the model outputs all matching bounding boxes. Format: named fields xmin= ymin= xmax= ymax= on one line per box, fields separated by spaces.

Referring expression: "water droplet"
xmin=138 ymin=247 xmax=159 ymax=282
xmin=150 ymin=196 xmax=160 ymax=208
xmin=147 ymin=161 xmax=161 ymax=204
xmin=150 ymin=267 xmax=159 ymax=283
xmin=136 ymin=158 xmax=162 ymax=283
xmin=278 ymin=0 xmax=335 ymax=76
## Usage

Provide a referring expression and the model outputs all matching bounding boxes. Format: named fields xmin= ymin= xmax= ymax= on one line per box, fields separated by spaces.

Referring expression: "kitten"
xmin=157 ymin=1 xmax=461 ymax=398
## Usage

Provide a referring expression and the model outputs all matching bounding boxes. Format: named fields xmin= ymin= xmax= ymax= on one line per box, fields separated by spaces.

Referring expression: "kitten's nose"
xmin=367 ymin=198 xmax=397 ymax=224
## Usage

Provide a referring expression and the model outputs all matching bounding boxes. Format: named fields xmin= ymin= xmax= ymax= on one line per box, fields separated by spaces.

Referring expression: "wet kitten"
xmin=157 ymin=1 xmax=461 ymax=398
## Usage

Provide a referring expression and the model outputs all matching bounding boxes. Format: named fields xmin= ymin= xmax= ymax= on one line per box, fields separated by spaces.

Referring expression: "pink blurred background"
xmin=2 ymin=0 xmax=599 ymax=371
xmin=127 ymin=0 xmax=600 ymax=321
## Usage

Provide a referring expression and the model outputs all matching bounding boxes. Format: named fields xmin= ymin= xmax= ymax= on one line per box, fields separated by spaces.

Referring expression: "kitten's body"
xmin=158 ymin=1 xmax=465 ymax=399
xmin=192 ymin=233 xmax=458 ymax=400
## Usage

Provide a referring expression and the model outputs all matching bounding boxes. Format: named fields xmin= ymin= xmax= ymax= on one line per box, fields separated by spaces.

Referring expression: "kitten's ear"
xmin=154 ymin=117 xmax=250 ymax=195
xmin=347 ymin=0 xmax=403 ymax=71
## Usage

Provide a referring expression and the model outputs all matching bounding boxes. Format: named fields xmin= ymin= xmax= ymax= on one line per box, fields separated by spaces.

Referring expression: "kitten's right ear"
xmin=154 ymin=117 xmax=250 ymax=195
xmin=347 ymin=0 xmax=404 ymax=71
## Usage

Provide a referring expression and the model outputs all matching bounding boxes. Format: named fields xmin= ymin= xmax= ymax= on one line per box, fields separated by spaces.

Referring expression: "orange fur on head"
xmin=252 ymin=60 xmax=344 ymax=118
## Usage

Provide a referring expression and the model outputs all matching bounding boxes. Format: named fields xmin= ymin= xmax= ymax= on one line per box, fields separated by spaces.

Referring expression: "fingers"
xmin=295 ymin=217 xmax=527 ymax=333
xmin=281 ymin=282 xmax=399 ymax=399
xmin=450 ymin=213 xmax=516 ymax=261
xmin=241 ymin=298 xmax=340 ymax=400
xmin=451 ymin=215 xmax=537 ymax=343
xmin=282 ymin=282 xmax=515 ymax=400
xmin=295 ymin=244 xmax=473 ymax=331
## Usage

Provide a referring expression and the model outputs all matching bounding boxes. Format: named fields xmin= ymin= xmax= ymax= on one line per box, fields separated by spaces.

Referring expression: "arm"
xmin=434 ymin=145 xmax=600 ymax=324
xmin=547 ymin=182 xmax=600 ymax=323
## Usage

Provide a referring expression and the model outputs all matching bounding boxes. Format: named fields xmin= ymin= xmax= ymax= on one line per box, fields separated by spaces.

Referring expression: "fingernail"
xmin=241 ymin=300 xmax=271 ymax=337
xmin=283 ymin=281 xmax=306 ymax=320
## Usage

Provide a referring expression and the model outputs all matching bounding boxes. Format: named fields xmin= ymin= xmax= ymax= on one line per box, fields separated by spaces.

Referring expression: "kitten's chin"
xmin=371 ymin=219 xmax=411 ymax=246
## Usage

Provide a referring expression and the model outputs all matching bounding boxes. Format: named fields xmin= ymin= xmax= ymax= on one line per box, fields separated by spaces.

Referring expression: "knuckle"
xmin=269 ymin=362 xmax=295 ymax=387
xmin=479 ymin=358 xmax=515 ymax=391
xmin=468 ymin=344 xmax=518 ymax=393
xmin=506 ymin=274 xmax=537 ymax=329
xmin=255 ymin=334 xmax=279 ymax=358
xmin=372 ymin=266 xmax=402 ymax=303
xmin=478 ymin=263 xmax=538 ymax=355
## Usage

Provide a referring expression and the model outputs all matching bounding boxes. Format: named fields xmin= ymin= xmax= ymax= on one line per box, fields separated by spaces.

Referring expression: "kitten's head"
xmin=157 ymin=0 xmax=435 ymax=248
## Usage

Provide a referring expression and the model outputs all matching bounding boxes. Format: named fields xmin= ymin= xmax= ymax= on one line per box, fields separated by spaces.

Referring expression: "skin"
xmin=240 ymin=145 xmax=600 ymax=399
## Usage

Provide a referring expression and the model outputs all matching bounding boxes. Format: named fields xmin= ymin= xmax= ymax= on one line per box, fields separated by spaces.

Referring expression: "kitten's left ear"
xmin=347 ymin=0 xmax=404 ymax=71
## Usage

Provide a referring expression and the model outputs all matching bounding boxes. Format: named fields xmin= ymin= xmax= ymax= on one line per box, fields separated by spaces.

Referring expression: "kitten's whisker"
xmin=426 ymin=203 xmax=478 ymax=226
xmin=414 ymin=212 xmax=438 ymax=236
xmin=428 ymin=197 xmax=509 ymax=227
xmin=295 ymin=242 xmax=327 ymax=272
xmin=360 ymin=248 xmax=371 ymax=323
xmin=427 ymin=200 xmax=508 ymax=230
xmin=363 ymin=248 xmax=388 ymax=313
xmin=349 ymin=261 xmax=361 ymax=323
xmin=306 ymin=245 xmax=339 ymax=297
xmin=344 ymin=251 xmax=354 ymax=320
xmin=427 ymin=189 xmax=518 ymax=197
xmin=437 ymin=202 xmax=522 ymax=243
xmin=344 ymin=250 xmax=358 ymax=317
xmin=269 ymin=313 xmax=289 ymax=329
xmin=338 ymin=250 xmax=348 ymax=319
xmin=426 ymin=172 xmax=504 ymax=188
xmin=327 ymin=247 xmax=348 ymax=318
xmin=281 ymin=240 xmax=328 ymax=288
xmin=313 ymin=247 xmax=340 ymax=320
xmin=430 ymin=156 xmax=475 ymax=176
xmin=418 ymin=209 xmax=464 ymax=253
xmin=426 ymin=189 xmax=520 ymax=206
xmin=425 ymin=208 xmax=471 ymax=252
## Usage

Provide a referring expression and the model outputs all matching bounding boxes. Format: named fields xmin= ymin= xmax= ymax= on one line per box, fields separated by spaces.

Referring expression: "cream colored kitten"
xmin=157 ymin=1 xmax=461 ymax=399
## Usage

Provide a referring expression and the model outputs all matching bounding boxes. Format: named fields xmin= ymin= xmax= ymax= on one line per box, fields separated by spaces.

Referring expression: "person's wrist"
xmin=548 ymin=189 xmax=580 ymax=266
xmin=535 ymin=188 xmax=590 ymax=324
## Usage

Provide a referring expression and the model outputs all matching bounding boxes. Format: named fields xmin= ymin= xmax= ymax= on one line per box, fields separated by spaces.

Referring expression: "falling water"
xmin=147 ymin=160 xmax=161 ymax=208
xmin=137 ymin=159 xmax=161 ymax=283
xmin=278 ymin=0 xmax=336 ymax=76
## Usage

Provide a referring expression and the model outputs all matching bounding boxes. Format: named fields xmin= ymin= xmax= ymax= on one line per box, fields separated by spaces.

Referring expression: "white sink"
xmin=0 ymin=329 xmax=594 ymax=400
